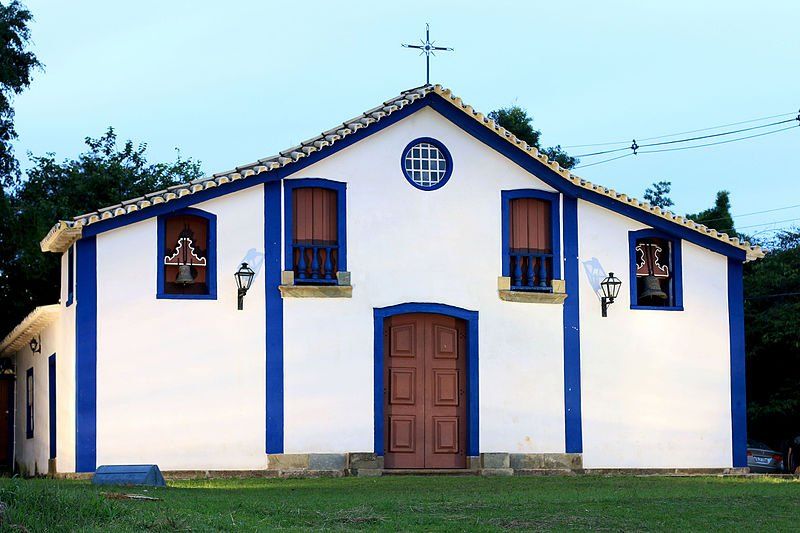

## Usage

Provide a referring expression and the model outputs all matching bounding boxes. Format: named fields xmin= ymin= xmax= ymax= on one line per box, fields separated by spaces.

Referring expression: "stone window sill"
xmin=279 ymin=271 xmax=353 ymax=299
xmin=497 ymin=276 xmax=567 ymax=304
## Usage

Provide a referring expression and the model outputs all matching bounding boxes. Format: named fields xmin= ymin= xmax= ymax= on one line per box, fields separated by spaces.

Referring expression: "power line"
xmin=700 ymin=203 xmax=800 ymax=224
xmin=637 ymin=124 xmax=799 ymax=154
xmin=564 ymin=111 xmax=797 ymax=148
xmin=720 ymin=216 xmax=800 ymax=233
xmin=570 ymin=123 xmax=799 ymax=168
xmin=746 ymin=292 xmax=800 ymax=301
xmin=573 ymin=153 xmax=634 ymax=169
xmin=574 ymin=118 xmax=798 ymax=158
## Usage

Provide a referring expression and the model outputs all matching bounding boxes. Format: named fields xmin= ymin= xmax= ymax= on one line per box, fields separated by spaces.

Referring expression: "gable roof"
xmin=40 ymin=84 xmax=764 ymax=261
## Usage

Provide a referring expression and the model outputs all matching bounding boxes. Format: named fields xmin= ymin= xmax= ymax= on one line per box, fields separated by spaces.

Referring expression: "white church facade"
xmin=1 ymin=85 xmax=763 ymax=476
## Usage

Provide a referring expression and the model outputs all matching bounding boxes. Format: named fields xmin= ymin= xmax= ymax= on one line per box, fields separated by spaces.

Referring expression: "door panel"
xmin=383 ymin=315 xmax=425 ymax=468
xmin=384 ymin=313 xmax=467 ymax=469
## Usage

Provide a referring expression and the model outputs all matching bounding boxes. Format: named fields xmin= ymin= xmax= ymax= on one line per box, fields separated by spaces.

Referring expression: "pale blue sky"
xmin=12 ymin=1 xmax=800 ymax=237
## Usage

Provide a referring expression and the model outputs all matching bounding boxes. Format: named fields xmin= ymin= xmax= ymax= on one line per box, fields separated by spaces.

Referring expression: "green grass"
xmin=0 ymin=475 xmax=797 ymax=531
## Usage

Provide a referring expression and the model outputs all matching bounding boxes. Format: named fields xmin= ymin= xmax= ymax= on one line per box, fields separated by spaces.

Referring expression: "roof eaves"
xmin=39 ymin=84 xmax=764 ymax=261
xmin=0 ymin=304 xmax=60 ymax=356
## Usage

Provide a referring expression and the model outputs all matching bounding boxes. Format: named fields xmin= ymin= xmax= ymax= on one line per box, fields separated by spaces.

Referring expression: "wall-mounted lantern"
xmin=600 ymin=272 xmax=622 ymax=317
xmin=29 ymin=335 xmax=41 ymax=354
xmin=234 ymin=262 xmax=255 ymax=310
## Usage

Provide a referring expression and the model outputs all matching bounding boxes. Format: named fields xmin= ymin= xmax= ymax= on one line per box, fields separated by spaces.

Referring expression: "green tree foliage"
xmin=0 ymin=1 xmax=40 ymax=181
xmin=685 ymin=190 xmax=736 ymax=237
xmin=643 ymin=181 xmax=674 ymax=209
xmin=488 ymin=106 xmax=579 ymax=169
xmin=0 ymin=128 xmax=203 ymax=334
xmin=744 ymin=229 xmax=800 ymax=445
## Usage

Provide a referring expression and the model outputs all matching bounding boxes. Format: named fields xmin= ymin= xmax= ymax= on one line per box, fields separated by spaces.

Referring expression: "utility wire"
xmin=574 ymin=118 xmax=798 ymax=158
xmin=637 ymin=124 xmax=799 ymax=154
xmin=720 ymin=217 xmax=800 ymax=233
xmin=572 ymin=124 xmax=799 ymax=168
xmin=565 ymin=111 xmax=797 ymax=148
xmin=746 ymin=292 xmax=800 ymax=300
xmin=699 ymin=204 xmax=800 ymax=224
xmin=573 ymin=153 xmax=634 ymax=169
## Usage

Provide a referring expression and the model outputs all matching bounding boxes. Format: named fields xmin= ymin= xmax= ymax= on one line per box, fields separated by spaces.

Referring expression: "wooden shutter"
xmin=293 ymin=187 xmax=337 ymax=244
xmin=510 ymin=198 xmax=551 ymax=252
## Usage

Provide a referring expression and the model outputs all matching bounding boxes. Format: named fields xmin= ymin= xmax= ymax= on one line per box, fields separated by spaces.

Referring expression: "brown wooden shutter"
xmin=293 ymin=187 xmax=337 ymax=244
xmin=510 ymin=198 xmax=551 ymax=252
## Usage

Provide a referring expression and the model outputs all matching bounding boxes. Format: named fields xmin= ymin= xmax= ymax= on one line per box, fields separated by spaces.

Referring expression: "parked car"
xmin=747 ymin=439 xmax=784 ymax=473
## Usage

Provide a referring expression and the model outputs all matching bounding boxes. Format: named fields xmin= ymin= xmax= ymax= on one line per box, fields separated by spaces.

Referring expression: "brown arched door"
xmin=383 ymin=313 xmax=467 ymax=469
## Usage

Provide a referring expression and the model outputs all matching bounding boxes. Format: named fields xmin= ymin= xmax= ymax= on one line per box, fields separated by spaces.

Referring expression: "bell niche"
xmin=163 ymin=214 xmax=209 ymax=295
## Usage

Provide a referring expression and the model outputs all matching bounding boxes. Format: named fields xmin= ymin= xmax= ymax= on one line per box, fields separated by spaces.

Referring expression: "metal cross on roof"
xmin=402 ymin=23 xmax=453 ymax=85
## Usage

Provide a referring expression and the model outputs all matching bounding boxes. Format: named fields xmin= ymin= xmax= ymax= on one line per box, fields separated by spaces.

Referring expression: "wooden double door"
xmin=383 ymin=313 xmax=467 ymax=469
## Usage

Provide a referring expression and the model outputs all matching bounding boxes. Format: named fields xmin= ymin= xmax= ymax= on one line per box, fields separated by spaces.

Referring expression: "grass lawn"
xmin=0 ymin=475 xmax=797 ymax=531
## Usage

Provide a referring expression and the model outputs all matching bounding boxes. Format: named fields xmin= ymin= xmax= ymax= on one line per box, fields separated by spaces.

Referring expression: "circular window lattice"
xmin=403 ymin=142 xmax=449 ymax=188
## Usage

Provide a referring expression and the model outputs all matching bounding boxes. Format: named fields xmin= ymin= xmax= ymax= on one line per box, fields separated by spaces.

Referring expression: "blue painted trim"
xmin=562 ymin=197 xmax=583 ymax=453
xmin=73 ymin=94 xmax=745 ymax=262
xmin=25 ymin=367 xmax=34 ymax=439
xmin=264 ymin=181 xmax=284 ymax=454
xmin=66 ymin=246 xmax=74 ymax=306
xmin=283 ymin=178 xmax=348 ymax=277
xmin=728 ymin=258 xmax=747 ymax=467
xmin=500 ymin=189 xmax=562 ymax=280
xmin=156 ymin=207 xmax=217 ymax=300
xmin=80 ymin=98 xmax=429 ymax=239
xmin=373 ymin=302 xmax=479 ymax=457
xmin=75 ymin=236 xmax=97 ymax=472
xmin=423 ymin=95 xmax=748 ymax=261
xmin=400 ymin=137 xmax=454 ymax=191
xmin=628 ymin=229 xmax=684 ymax=311
xmin=48 ymin=353 xmax=56 ymax=459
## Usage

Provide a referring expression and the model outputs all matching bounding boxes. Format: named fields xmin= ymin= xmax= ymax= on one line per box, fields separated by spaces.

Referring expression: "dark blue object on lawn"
xmin=92 ymin=464 xmax=166 ymax=487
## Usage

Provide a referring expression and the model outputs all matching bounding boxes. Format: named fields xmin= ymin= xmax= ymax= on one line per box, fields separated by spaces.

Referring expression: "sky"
xmin=12 ymin=1 xmax=800 ymax=238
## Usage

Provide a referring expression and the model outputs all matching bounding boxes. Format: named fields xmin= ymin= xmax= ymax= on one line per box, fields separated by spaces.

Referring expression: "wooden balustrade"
xmin=293 ymin=242 xmax=338 ymax=284
xmin=510 ymin=250 xmax=553 ymax=291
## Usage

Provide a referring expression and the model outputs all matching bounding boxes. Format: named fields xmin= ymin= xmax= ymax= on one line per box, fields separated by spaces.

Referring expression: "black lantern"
xmin=234 ymin=262 xmax=255 ymax=310
xmin=600 ymin=272 xmax=622 ymax=317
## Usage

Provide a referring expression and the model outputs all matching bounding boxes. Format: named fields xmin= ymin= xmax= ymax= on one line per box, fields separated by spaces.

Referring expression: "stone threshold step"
xmin=382 ymin=469 xmax=477 ymax=476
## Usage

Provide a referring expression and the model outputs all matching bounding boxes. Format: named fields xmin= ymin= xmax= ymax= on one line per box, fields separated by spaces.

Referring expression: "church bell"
xmin=639 ymin=275 xmax=667 ymax=300
xmin=175 ymin=264 xmax=195 ymax=285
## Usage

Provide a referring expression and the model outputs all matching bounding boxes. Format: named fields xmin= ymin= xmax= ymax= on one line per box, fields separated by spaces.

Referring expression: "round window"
xmin=401 ymin=137 xmax=453 ymax=190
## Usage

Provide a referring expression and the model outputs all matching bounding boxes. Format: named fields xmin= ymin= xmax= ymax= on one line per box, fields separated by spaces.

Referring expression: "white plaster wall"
xmin=14 ymin=321 xmax=60 ymax=475
xmin=57 ymin=249 xmax=77 ymax=472
xmin=95 ymin=186 xmax=266 ymax=470
xmin=282 ymin=107 xmax=567 ymax=455
xmin=577 ymin=200 xmax=732 ymax=468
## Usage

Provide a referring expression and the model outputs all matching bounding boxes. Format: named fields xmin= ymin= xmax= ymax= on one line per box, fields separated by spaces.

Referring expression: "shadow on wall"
xmin=240 ymin=249 xmax=265 ymax=278
xmin=582 ymin=258 xmax=607 ymax=302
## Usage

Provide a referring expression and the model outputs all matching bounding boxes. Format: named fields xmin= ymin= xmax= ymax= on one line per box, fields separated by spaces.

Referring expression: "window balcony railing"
xmin=293 ymin=241 xmax=339 ymax=284
xmin=510 ymin=250 xmax=553 ymax=291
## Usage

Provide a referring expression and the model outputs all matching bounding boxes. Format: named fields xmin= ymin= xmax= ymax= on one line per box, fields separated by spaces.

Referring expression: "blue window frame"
xmin=501 ymin=189 xmax=561 ymax=291
xmin=157 ymin=208 xmax=217 ymax=299
xmin=284 ymin=178 xmax=347 ymax=284
xmin=400 ymin=137 xmax=453 ymax=191
xmin=628 ymin=229 xmax=683 ymax=311
xmin=26 ymin=367 xmax=34 ymax=439
xmin=66 ymin=245 xmax=74 ymax=306
xmin=48 ymin=354 xmax=56 ymax=459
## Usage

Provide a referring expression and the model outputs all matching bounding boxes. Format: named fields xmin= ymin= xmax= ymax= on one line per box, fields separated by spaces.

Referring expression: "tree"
xmin=744 ymin=229 xmax=800 ymax=447
xmin=0 ymin=128 xmax=203 ymax=335
xmin=685 ymin=190 xmax=736 ymax=237
xmin=487 ymin=106 xmax=579 ymax=169
xmin=0 ymin=1 xmax=41 ymax=182
xmin=643 ymin=180 xmax=674 ymax=209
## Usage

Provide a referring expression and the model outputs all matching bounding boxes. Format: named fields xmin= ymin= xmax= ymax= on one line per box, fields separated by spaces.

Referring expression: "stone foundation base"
xmin=49 ymin=455 xmax=757 ymax=479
